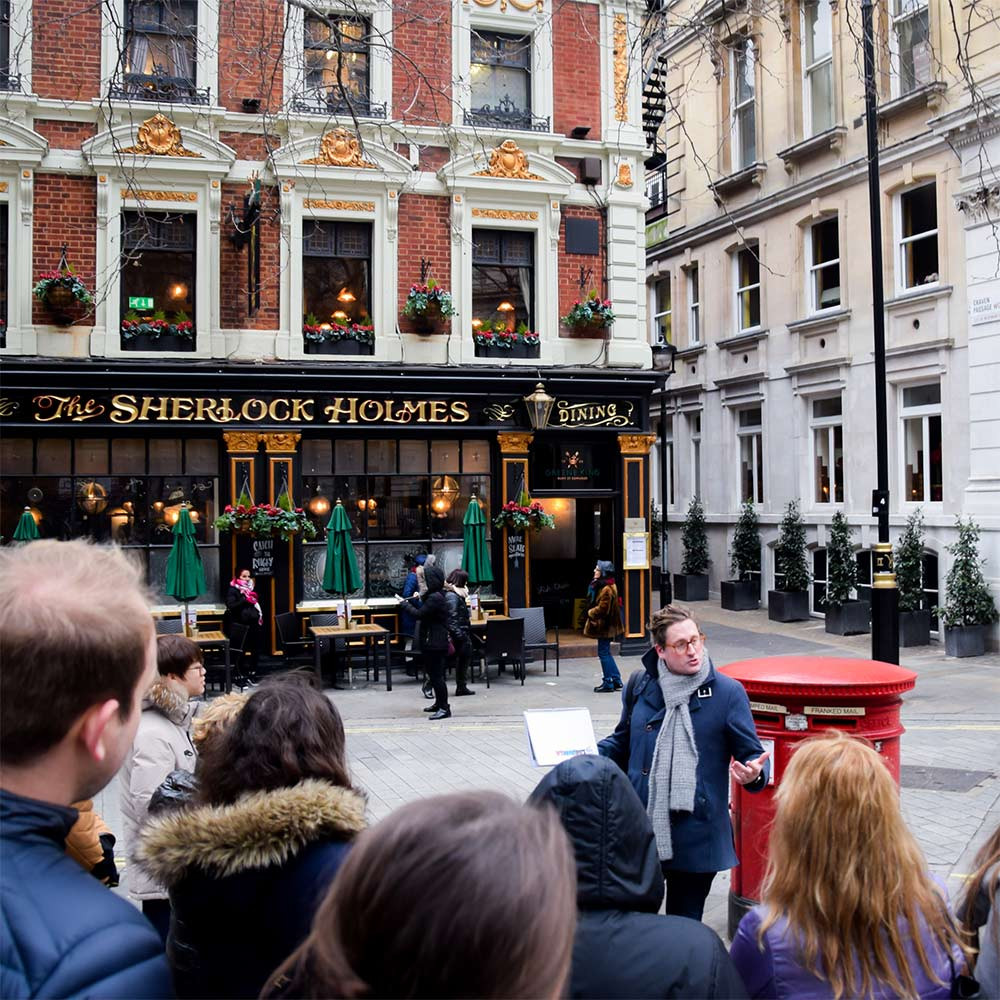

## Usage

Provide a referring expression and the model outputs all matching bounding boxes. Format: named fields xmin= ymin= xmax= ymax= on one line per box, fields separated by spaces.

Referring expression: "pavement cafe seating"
xmin=509 ymin=607 xmax=560 ymax=677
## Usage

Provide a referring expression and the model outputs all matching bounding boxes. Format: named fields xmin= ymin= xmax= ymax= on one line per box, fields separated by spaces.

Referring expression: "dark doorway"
xmin=529 ymin=497 xmax=615 ymax=630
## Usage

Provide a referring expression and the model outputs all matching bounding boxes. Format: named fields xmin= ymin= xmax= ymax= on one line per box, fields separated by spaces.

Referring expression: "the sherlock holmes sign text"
xmin=17 ymin=394 xmax=472 ymax=425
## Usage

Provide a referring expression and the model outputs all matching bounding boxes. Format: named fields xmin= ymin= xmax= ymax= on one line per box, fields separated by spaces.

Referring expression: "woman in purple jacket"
xmin=730 ymin=732 xmax=968 ymax=999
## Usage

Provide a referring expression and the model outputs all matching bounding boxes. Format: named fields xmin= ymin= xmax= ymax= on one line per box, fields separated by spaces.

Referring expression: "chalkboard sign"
xmin=251 ymin=537 xmax=274 ymax=578
xmin=507 ymin=532 xmax=526 ymax=568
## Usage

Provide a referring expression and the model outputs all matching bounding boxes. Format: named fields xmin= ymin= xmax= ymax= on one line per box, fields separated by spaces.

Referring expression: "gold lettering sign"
xmin=556 ymin=400 xmax=635 ymax=428
xmin=322 ymin=398 xmax=470 ymax=425
xmin=471 ymin=208 xmax=539 ymax=220
xmin=33 ymin=395 xmax=107 ymax=423
xmin=123 ymin=190 xmax=199 ymax=202
xmin=304 ymin=199 xmax=375 ymax=212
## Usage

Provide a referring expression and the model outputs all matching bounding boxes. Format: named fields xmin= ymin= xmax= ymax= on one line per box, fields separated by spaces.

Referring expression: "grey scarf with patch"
xmin=646 ymin=653 xmax=711 ymax=862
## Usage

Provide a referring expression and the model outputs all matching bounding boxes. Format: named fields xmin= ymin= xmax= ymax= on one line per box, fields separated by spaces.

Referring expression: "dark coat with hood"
xmin=0 ymin=789 xmax=172 ymax=999
xmin=138 ymin=779 xmax=366 ymax=999
xmin=529 ymin=756 xmax=748 ymax=999
xmin=401 ymin=564 xmax=449 ymax=650
xmin=598 ymin=648 xmax=768 ymax=873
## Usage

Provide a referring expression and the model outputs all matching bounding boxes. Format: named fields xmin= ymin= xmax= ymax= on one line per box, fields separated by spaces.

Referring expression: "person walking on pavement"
xmin=399 ymin=553 xmax=427 ymax=641
xmin=444 ymin=568 xmax=475 ymax=698
xmin=586 ymin=560 xmax=623 ymax=693
xmin=730 ymin=732 xmax=968 ymax=999
xmin=399 ymin=563 xmax=451 ymax=720
xmin=529 ymin=754 xmax=749 ymax=999
xmin=598 ymin=604 xmax=770 ymax=921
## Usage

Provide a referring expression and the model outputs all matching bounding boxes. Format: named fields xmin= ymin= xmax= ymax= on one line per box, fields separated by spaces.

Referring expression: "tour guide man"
xmin=598 ymin=604 xmax=770 ymax=922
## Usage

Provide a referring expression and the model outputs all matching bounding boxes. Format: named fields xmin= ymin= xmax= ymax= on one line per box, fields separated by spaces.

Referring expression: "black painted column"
xmin=497 ymin=432 xmax=534 ymax=613
xmin=618 ymin=433 xmax=656 ymax=655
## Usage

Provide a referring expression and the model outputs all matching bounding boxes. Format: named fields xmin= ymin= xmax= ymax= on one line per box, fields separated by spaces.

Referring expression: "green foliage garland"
xmin=935 ymin=517 xmax=998 ymax=628
xmin=895 ymin=509 xmax=925 ymax=613
xmin=681 ymin=498 xmax=710 ymax=575
xmin=774 ymin=500 xmax=810 ymax=593
xmin=730 ymin=500 xmax=761 ymax=581
xmin=825 ymin=511 xmax=857 ymax=610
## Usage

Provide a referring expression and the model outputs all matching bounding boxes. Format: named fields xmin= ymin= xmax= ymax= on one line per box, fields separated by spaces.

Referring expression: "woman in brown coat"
xmin=584 ymin=560 xmax=622 ymax=693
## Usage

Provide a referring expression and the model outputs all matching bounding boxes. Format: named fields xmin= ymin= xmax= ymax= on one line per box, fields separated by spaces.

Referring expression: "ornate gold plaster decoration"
xmin=615 ymin=162 xmax=633 ymax=188
xmin=483 ymin=402 xmax=516 ymax=421
xmin=466 ymin=0 xmax=543 ymax=9
xmin=618 ymin=433 xmax=656 ymax=455
xmin=471 ymin=208 xmax=538 ymax=220
xmin=261 ymin=432 xmax=302 ymax=453
xmin=613 ymin=14 xmax=629 ymax=122
xmin=122 ymin=114 xmax=203 ymax=157
xmin=474 ymin=140 xmax=543 ymax=181
xmin=0 ymin=182 xmax=7 ymax=193
xmin=123 ymin=190 xmax=199 ymax=202
xmin=303 ymin=198 xmax=375 ymax=212
xmin=497 ymin=431 xmax=534 ymax=453
xmin=0 ymin=140 xmax=7 ymax=146
xmin=223 ymin=431 xmax=261 ymax=454
xmin=302 ymin=128 xmax=376 ymax=168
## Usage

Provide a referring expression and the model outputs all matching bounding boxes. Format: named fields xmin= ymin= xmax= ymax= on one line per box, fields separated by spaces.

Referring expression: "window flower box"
xmin=473 ymin=326 xmax=541 ymax=358
xmin=121 ymin=311 xmax=196 ymax=352
xmin=303 ymin=317 xmax=375 ymax=356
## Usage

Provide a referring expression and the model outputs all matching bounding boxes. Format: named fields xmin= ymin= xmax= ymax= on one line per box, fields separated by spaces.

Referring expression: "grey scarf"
xmin=646 ymin=653 xmax=712 ymax=861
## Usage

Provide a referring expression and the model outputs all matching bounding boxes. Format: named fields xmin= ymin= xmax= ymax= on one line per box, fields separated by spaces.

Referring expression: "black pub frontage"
xmin=0 ymin=362 xmax=660 ymax=655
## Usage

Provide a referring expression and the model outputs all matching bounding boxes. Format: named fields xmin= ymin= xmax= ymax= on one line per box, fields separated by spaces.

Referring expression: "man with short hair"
xmin=0 ymin=540 xmax=173 ymax=998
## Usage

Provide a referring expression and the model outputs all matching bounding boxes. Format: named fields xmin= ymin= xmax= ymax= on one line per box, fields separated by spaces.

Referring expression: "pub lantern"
xmin=524 ymin=382 xmax=555 ymax=431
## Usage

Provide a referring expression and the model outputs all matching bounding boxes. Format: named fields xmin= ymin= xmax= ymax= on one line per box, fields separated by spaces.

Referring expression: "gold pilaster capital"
xmin=498 ymin=432 xmax=534 ymax=454
xmin=261 ymin=432 xmax=302 ymax=453
xmin=618 ymin=433 xmax=656 ymax=455
xmin=223 ymin=431 xmax=261 ymax=454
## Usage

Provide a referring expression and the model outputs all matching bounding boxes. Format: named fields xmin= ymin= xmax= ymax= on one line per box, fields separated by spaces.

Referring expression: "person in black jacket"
xmin=528 ymin=754 xmax=748 ymax=1000
xmin=226 ymin=568 xmax=263 ymax=681
xmin=444 ymin=568 xmax=475 ymax=697
xmin=399 ymin=564 xmax=451 ymax=719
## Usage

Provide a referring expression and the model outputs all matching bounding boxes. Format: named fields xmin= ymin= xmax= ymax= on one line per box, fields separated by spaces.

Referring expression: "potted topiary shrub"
xmin=896 ymin=509 xmax=931 ymax=647
xmin=935 ymin=517 xmax=998 ymax=657
xmin=824 ymin=511 xmax=870 ymax=635
xmin=674 ymin=498 xmax=710 ymax=601
xmin=768 ymin=499 xmax=810 ymax=622
xmin=721 ymin=500 xmax=760 ymax=611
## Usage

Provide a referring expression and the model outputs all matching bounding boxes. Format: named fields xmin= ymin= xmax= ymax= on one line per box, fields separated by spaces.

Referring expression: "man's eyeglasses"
xmin=660 ymin=633 xmax=706 ymax=655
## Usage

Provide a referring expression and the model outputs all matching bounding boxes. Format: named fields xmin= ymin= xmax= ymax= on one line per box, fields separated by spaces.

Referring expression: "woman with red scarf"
xmin=227 ymin=568 xmax=263 ymax=683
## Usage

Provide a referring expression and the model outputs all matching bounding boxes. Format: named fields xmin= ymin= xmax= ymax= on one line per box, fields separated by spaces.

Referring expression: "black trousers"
xmin=663 ymin=869 xmax=716 ymax=921
xmin=424 ymin=648 xmax=449 ymax=710
xmin=451 ymin=634 xmax=472 ymax=690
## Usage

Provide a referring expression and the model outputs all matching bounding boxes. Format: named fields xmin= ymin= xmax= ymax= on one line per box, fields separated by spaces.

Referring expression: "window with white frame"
xmin=662 ymin=415 xmax=675 ymax=507
xmin=811 ymin=395 xmax=843 ymax=503
xmin=731 ymin=36 xmax=756 ymax=170
xmin=901 ymin=382 xmax=942 ymax=503
xmin=737 ymin=406 xmax=764 ymax=503
xmin=687 ymin=264 xmax=700 ymax=344
xmin=467 ymin=30 xmax=543 ymax=131
xmin=652 ymin=275 xmax=671 ymax=344
xmin=808 ymin=217 xmax=840 ymax=312
xmin=891 ymin=0 xmax=931 ymax=97
xmin=802 ymin=0 xmax=834 ymax=135
xmin=897 ymin=183 xmax=938 ymax=289
xmin=735 ymin=244 xmax=761 ymax=332
xmin=688 ymin=412 xmax=701 ymax=499
xmin=300 ymin=13 xmax=373 ymax=116
xmin=0 ymin=0 xmax=14 ymax=90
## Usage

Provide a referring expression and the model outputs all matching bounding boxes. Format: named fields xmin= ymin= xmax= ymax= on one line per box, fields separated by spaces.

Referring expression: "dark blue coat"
xmin=0 ymin=789 xmax=172 ymax=999
xmin=598 ymin=649 xmax=768 ymax=873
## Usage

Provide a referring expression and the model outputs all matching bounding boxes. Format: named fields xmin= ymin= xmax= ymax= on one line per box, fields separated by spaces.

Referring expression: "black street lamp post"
xmin=652 ymin=342 xmax=678 ymax=610
xmin=862 ymin=0 xmax=900 ymax=664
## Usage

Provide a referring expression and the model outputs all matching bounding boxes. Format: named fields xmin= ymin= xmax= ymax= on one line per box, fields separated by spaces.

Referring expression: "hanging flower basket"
xmin=403 ymin=279 xmax=457 ymax=334
xmin=561 ymin=290 xmax=615 ymax=336
xmin=493 ymin=500 xmax=556 ymax=533
xmin=33 ymin=266 xmax=93 ymax=325
xmin=214 ymin=491 xmax=317 ymax=541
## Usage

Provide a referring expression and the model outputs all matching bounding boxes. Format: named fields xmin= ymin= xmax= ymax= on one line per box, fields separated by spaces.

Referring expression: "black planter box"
xmin=474 ymin=343 xmax=540 ymax=359
xmin=721 ymin=580 xmax=759 ymax=611
xmin=824 ymin=600 xmax=871 ymax=636
xmin=944 ymin=624 xmax=987 ymax=658
xmin=305 ymin=339 xmax=375 ymax=356
xmin=674 ymin=573 xmax=709 ymax=601
xmin=123 ymin=333 xmax=196 ymax=352
xmin=768 ymin=590 xmax=810 ymax=622
xmin=899 ymin=609 xmax=931 ymax=647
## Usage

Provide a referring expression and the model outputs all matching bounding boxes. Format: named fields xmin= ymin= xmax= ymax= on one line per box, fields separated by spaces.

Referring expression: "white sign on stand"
xmin=524 ymin=708 xmax=599 ymax=767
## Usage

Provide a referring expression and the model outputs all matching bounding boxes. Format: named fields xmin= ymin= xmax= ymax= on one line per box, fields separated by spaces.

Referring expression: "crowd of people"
xmin=1 ymin=539 xmax=997 ymax=999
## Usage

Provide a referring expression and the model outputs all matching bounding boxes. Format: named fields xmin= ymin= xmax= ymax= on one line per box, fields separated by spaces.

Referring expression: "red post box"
xmin=721 ymin=656 xmax=917 ymax=939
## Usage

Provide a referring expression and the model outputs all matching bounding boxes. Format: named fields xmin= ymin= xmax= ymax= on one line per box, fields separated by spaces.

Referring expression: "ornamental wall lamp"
xmin=524 ymin=381 xmax=556 ymax=430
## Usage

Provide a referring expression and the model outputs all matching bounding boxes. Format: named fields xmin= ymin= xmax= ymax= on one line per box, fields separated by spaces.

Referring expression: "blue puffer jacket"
xmin=598 ymin=648 xmax=768 ymax=873
xmin=0 ymin=788 xmax=172 ymax=999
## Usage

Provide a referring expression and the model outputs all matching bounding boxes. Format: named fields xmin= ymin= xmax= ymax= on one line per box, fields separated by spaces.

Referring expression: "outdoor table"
xmin=469 ymin=614 xmax=512 ymax=630
xmin=190 ymin=630 xmax=231 ymax=694
xmin=310 ymin=623 xmax=392 ymax=691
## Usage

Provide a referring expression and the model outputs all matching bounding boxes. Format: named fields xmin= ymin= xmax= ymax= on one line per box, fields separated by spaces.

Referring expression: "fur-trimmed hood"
xmin=143 ymin=678 xmax=193 ymax=726
xmin=137 ymin=779 xmax=366 ymax=886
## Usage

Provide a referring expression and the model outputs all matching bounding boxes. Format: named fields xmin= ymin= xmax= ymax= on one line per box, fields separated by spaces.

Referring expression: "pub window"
xmin=467 ymin=30 xmax=544 ymax=132
xmin=901 ymin=382 xmax=942 ymax=503
xmin=115 ymin=0 xmax=205 ymax=105
xmin=737 ymin=405 xmax=764 ymax=504
xmin=0 ymin=202 xmax=7 ymax=347
xmin=302 ymin=220 xmax=373 ymax=353
xmin=734 ymin=244 xmax=761 ymax=332
xmin=811 ymin=395 xmax=843 ymax=504
xmin=120 ymin=211 xmax=196 ymax=352
xmin=896 ymin=182 xmax=938 ymax=290
xmin=301 ymin=13 xmax=373 ymax=116
xmin=802 ymin=0 xmax=834 ymax=136
xmin=891 ymin=0 xmax=931 ymax=97
xmin=471 ymin=228 xmax=534 ymax=334
xmin=807 ymin=217 xmax=840 ymax=312
xmin=0 ymin=436 xmax=221 ymax=604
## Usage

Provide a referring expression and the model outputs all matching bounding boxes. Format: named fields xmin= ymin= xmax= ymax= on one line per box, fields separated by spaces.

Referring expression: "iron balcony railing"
xmin=109 ymin=70 xmax=211 ymax=106
xmin=290 ymin=89 xmax=386 ymax=119
xmin=464 ymin=95 xmax=549 ymax=133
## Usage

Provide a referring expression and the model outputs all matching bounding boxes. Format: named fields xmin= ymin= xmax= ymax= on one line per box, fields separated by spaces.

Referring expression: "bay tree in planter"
xmin=769 ymin=500 xmax=810 ymax=622
xmin=674 ymin=498 xmax=710 ymax=600
xmin=895 ymin=509 xmax=930 ymax=647
xmin=936 ymin=517 xmax=998 ymax=657
xmin=722 ymin=501 xmax=760 ymax=611
xmin=824 ymin=511 xmax=869 ymax=635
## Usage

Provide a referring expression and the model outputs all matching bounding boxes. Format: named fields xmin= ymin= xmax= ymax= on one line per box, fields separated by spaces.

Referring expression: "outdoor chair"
xmin=509 ymin=607 xmax=559 ymax=677
xmin=473 ymin=617 xmax=526 ymax=688
xmin=386 ymin=631 xmax=423 ymax=684
xmin=275 ymin=612 xmax=314 ymax=666
xmin=154 ymin=617 xmax=184 ymax=635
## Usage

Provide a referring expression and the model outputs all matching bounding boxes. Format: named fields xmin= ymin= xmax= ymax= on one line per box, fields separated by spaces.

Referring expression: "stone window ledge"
xmin=674 ymin=343 xmax=707 ymax=359
xmin=716 ymin=328 xmax=768 ymax=351
xmin=885 ymin=284 xmax=952 ymax=312
xmin=710 ymin=161 xmax=766 ymax=200
xmin=777 ymin=126 xmax=847 ymax=170
xmin=787 ymin=309 xmax=851 ymax=334
xmin=877 ymin=82 xmax=947 ymax=123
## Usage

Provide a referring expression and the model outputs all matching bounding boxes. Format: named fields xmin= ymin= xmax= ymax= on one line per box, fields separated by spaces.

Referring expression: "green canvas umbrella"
xmin=461 ymin=494 xmax=494 ymax=586
xmin=165 ymin=504 xmax=206 ymax=630
xmin=323 ymin=500 xmax=362 ymax=598
xmin=12 ymin=507 xmax=40 ymax=542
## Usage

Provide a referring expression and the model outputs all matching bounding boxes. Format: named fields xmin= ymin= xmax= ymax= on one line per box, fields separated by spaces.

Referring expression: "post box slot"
xmin=810 ymin=716 xmax=859 ymax=729
xmin=752 ymin=713 xmax=782 ymax=727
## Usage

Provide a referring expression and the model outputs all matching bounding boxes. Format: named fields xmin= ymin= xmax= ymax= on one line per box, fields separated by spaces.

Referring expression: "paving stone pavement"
xmin=102 ymin=602 xmax=1000 ymax=945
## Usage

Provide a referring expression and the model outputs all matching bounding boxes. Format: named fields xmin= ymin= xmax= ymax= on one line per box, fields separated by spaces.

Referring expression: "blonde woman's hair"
xmin=649 ymin=604 xmax=695 ymax=648
xmin=759 ymin=732 xmax=965 ymax=999
xmin=191 ymin=693 xmax=248 ymax=751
